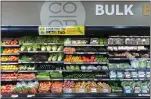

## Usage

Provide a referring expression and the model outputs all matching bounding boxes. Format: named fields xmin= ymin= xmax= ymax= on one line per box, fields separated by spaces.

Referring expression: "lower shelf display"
xmin=1 ymin=81 xmax=150 ymax=95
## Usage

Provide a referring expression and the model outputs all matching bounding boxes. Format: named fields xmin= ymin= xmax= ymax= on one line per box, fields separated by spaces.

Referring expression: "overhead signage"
xmin=143 ymin=4 xmax=150 ymax=16
xmin=96 ymin=4 xmax=134 ymax=15
xmin=39 ymin=26 xmax=85 ymax=35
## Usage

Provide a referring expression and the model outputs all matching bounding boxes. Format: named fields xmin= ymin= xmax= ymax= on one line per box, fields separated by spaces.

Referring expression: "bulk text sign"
xmin=96 ymin=4 xmax=150 ymax=16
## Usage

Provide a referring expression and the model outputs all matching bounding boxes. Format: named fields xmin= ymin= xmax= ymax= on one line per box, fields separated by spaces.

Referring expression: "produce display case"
xmin=1 ymin=26 xmax=150 ymax=99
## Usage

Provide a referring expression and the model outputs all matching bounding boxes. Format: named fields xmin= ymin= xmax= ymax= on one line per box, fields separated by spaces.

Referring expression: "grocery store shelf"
xmin=63 ymin=70 xmax=107 ymax=72
xmin=1 ymin=68 xmax=150 ymax=73
xmin=108 ymin=50 xmax=149 ymax=52
xmin=108 ymin=45 xmax=150 ymax=46
xmin=64 ymin=52 xmax=107 ymax=54
xmin=1 ymin=78 xmax=149 ymax=82
xmin=64 ymin=44 xmax=107 ymax=47
xmin=1 ymin=26 xmax=150 ymax=99
xmin=18 ymin=61 xmax=64 ymax=63
xmin=31 ymin=78 xmax=64 ymax=81
xmin=20 ymin=51 xmax=64 ymax=53
xmin=64 ymin=78 xmax=150 ymax=81
xmin=1 ymin=62 xmax=19 ymax=65
xmin=109 ymin=68 xmax=150 ymax=71
xmin=1 ymin=45 xmax=20 ymax=47
xmin=109 ymin=58 xmax=150 ymax=60
xmin=111 ymin=35 xmax=149 ymax=37
xmin=1 ymin=93 xmax=150 ymax=99
xmin=1 ymin=70 xmax=18 ymax=72
xmin=1 ymin=53 xmax=19 ymax=55
xmin=22 ymin=43 xmax=64 ymax=45
xmin=18 ymin=70 xmax=38 ymax=72
xmin=1 ymin=79 xmax=36 ymax=81
xmin=64 ymin=62 xmax=108 ymax=64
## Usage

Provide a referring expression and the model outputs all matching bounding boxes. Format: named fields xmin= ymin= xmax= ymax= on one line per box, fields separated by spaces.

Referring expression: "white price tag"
xmin=59 ymin=70 xmax=62 ymax=73
xmin=141 ymin=94 xmax=150 ymax=96
xmin=44 ymin=43 xmax=47 ymax=45
xmin=92 ymin=62 xmax=97 ymax=64
xmin=91 ymin=88 xmax=97 ymax=92
xmin=79 ymin=88 xmax=85 ymax=93
xmin=103 ymin=88 xmax=109 ymax=93
xmin=27 ymin=94 xmax=35 ymax=97
xmin=11 ymin=95 xmax=18 ymax=98
xmin=125 ymin=90 xmax=131 ymax=93
xmin=138 ymin=72 xmax=145 ymax=78
xmin=64 ymin=88 xmax=72 ymax=93
xmin=140 ymin=78 xmax=144 ymax=81
xmin=88 ymin=52 xmax=95 ymax=54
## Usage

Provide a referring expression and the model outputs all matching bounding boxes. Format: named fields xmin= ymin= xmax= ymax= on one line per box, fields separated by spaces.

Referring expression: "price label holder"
xmin=114 ymin=58 xmax=120 ymax=60
xmin=71 ymin=79 xmax=78 ymax=81
xmin=65 ymin=62 xmax=71 ymax=64
xmin=91 ymin=62 xmax=97 ymax=64
xmin=77 ymin=62 xmax=83 ymax=64
xmin=44 ymin=43 xmax=48 ymax=45
xmin=39 ymin=26 xmax=85 ymax=35
xmin=46 ymin=70 xmax=52 ymax=72
xmin=134 ymin=79 xmax=139 ymax=81
xmin=27 ymin=94 xmax=35 ymax=98
xmin=91 ymin=88 xmax=97 ymax=93
xmin=103 ymin=88 xmax=109 ymax=93
xmin=11 ymin=95 xmax=18 ymax=98
xmin=76 ymin=52 xmax=83 ymax=54
xmin=110 ymin=79 xmax=116 ymax=81
xmin=64 ymin=88 xmax=72 ymax=93
xmin=79 ymin=88 xmax=86 ymax=93
xmin=94 ymin=79 xmax=99 ymax=81
xmin=82 ymin=70 xmax=92 ymax=72
xmin=59 ymin=70 xmax=62 ymax=73
xmin=67 ymin=52 xmax=73 ymax=54
xmin=88 ymin=52 xmax=95 ymax=54
xmin=124 ymin=79 xmax=132 ymax=81
xmin=140 ymin=78 xmax=145 ymax=81
xmin=141 ymin=94 xmax=150 ymax=96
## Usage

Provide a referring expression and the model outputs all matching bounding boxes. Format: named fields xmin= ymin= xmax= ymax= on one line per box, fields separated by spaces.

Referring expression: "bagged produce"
xmin=121 ymin=82 xmax=133 ymax=93
xmin=133 ymin=82 xmax=141 ymax=93
xmin=109 ymin=71 xmax=116 ymax=79
xmin=117 ymin=72 xmax=124 ymax=79
xmin=141 ymin=82 xmax=150 ymax=93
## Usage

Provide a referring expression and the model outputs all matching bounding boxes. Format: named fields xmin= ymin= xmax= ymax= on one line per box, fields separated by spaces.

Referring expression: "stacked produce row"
xmin=2 ymin=81 xmax=150 ymax=94
xmin=1 ymin=36 xmax=150 ymax=96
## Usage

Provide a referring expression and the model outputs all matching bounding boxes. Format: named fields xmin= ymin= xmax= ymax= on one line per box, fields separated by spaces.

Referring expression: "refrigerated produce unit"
xmin=1 ymin=26 xmax=150 ymax=99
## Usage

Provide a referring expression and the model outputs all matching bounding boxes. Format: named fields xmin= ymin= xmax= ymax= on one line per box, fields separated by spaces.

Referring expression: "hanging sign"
xmin=38 ymin=26 xmax=85 ymax=35
xmin=143 ymin=4 xmax=150 ymax=16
